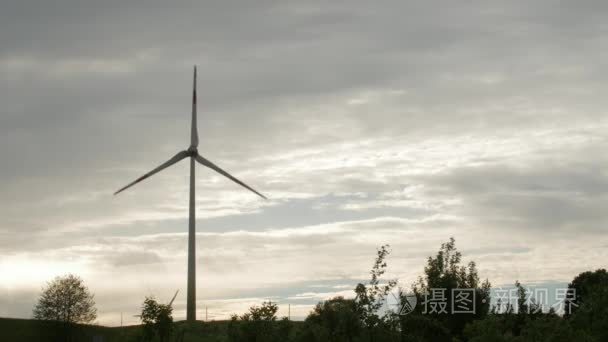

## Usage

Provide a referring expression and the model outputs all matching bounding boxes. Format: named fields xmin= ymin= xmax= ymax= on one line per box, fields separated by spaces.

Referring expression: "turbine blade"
xmin=195 ymin=154 xmax=267 ymax=199
xmin=114 ymin=150 xmax=190 ymax=195
xmin=169 ymin=290 xmax=179 ymax=307
xmin=191 ymin=65 xmax=199 ymax=148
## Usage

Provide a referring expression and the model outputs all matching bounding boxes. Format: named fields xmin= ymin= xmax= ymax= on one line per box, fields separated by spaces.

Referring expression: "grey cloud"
xmin=2 ymin=0 xmax=608 ymax=324
xmin=106 ymin=250 xmax=163 ymax=267
xmin=427 ymin=158 xmax=608 ymax=231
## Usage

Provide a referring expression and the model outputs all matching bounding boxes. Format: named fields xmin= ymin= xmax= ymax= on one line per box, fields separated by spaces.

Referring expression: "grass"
xmin=0 ymin=317 xmax=239 ymax=342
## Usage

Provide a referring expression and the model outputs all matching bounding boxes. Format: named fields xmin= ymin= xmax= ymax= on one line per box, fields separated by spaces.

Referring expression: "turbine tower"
xmin=114 ymin=66 xmax=266 ymax=322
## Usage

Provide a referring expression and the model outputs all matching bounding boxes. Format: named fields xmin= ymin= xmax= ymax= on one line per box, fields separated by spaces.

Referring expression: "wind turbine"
xmin=115 ymin=66 xmax=266 ymax=322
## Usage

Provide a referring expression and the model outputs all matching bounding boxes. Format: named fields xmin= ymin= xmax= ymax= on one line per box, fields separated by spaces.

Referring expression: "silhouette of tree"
xmin=277 ymin=316 xmax=293 ymax=341
xmin=222 ymin=242 xmax=608 ymax=342
xmin=355 ymin=244 xmax=397 ymax=342
xmin=568 ymin=269 xmax=608 ymax=341
xmin=248 ymin=301 xmax=279 ymax=321
xmin=400 ymin=314 xmax=452 ymax=342
xmin=228 ymin=314 xmax=241 ymax=342
xmin=464 ymin=313 xmax=591 ymax=342
xmin=463 ymin=277 xmax=608 ymax=342
xmin=565 ymin=268 xmax=608 ymax=317
xmin=140 ymin=296 xmax=173 ymax=342
xmin=305 ymin=296 xmax=361 ymax=342
xmin=410 ymin=237 xmax=491 ymax=338
xmin=33 ymin=274 xmax=96 ymax=342
xmin=33 ymin=274 xmax=97 ymax=324
xmin=231 ymin=301 xmax=282 ymax=342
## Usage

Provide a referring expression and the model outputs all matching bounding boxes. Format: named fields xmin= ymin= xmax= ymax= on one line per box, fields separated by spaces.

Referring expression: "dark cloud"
xmin=428 ymin=153 xmax=608 ymax=231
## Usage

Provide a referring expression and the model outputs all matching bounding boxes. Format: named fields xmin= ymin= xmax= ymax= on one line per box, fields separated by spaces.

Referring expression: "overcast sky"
xmin=1 ymin=0 xmax=607 ymax=325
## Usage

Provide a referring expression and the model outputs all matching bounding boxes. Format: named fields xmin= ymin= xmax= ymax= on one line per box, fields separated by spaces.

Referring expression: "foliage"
xmin=464 ymin=271 xmax=608 ymax=342
xmin=399 ymin=314 xmax=452 ymax=342
xmin=277 ymin=316 xmax=293 ymax=341
xmin=565 ymin=268 xmax=608 ymax=317
xmin=464 ymin=312 xmax=600 ymax=342
xmin=569 ymin=284 xmax=608 ymax=341
xmin=304 ymin=296 xmax=361 ymax=342
xmin=412 ymin=237 xmax=491 ymax=338
xmin=140 ymin=296 xmax=174 ymax=342
xmin=33 ymin=274 xmax=97 ymax=324
xmin=228 ymin=301 xmax=286 ymax=342
xmin=247 ymin=300 xmax=279 ymax=321
xmin=22 ymin=240 xmax=608 ymax=342
xmin=518 ymin=315 xmax=593 ymax=342
xmin=354 ymin=244 xmax=398 ymax=341
xmin=228 ymin=314 xmax=241 ymax=342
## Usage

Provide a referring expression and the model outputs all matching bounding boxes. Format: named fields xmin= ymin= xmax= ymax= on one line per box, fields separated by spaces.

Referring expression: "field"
xmin=0 ymin=317 xmax=249 ymax=342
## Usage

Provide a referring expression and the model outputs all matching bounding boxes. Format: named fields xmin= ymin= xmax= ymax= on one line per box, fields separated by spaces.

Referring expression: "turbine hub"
xmin=187 ymin=146 xmax=198 ymax=155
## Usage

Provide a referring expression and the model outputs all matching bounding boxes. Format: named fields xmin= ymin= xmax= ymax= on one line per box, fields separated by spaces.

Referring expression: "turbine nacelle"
xmin=187 ymin=146 xmax=198 ymax=155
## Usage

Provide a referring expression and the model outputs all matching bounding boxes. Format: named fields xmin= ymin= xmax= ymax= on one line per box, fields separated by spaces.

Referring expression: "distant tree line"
xmin=32 ymin=238 xmax=608 ymax=342
xmin=228 ymin=238 xmax=608 ymax=342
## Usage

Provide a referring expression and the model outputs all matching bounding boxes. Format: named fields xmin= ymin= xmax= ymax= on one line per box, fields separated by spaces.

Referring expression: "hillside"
xmin=0 ymin=317 xmax=243 ymax=342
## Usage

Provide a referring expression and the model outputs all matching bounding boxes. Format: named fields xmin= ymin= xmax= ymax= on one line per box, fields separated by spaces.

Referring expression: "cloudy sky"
xmin=1 ymin=0 xmax=607 ymax=325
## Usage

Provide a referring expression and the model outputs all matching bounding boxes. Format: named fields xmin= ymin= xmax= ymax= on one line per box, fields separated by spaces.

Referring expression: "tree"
xmin=232 ymin=301 xmax=281 ymax=342
xmin=305 ymin=296 xmax=361 ymax=342
xmin=411 ymin=237 xmax=491 ymax=338
xmin=33 ymin=274 xmax=97 ymax=324
xmin=519 ymin=316 xmax=593 ymax=342
xmin=354 ymin=244 xmax=398 ymax=342
xmin=228 ymin=314 xmax=241 ymax=342
xmin=565 ymin=268 xmax=608 ymax=317
xmin=248 ymin=300 xmax=279 ymax=321
xmin=400 ymin=314 xmax=452 ymax=342
xmin=277 ymin=316 xmax=293 ymax=342
xmin=464 ymin=311 xmax=594 ymax=342
xmin=568 ymin=270 xmax=608 ymax=341
xmin=463 ymin=277 xmax=604 ymax=342
xmin=140 ymin=296 xmax=174 ymax=342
